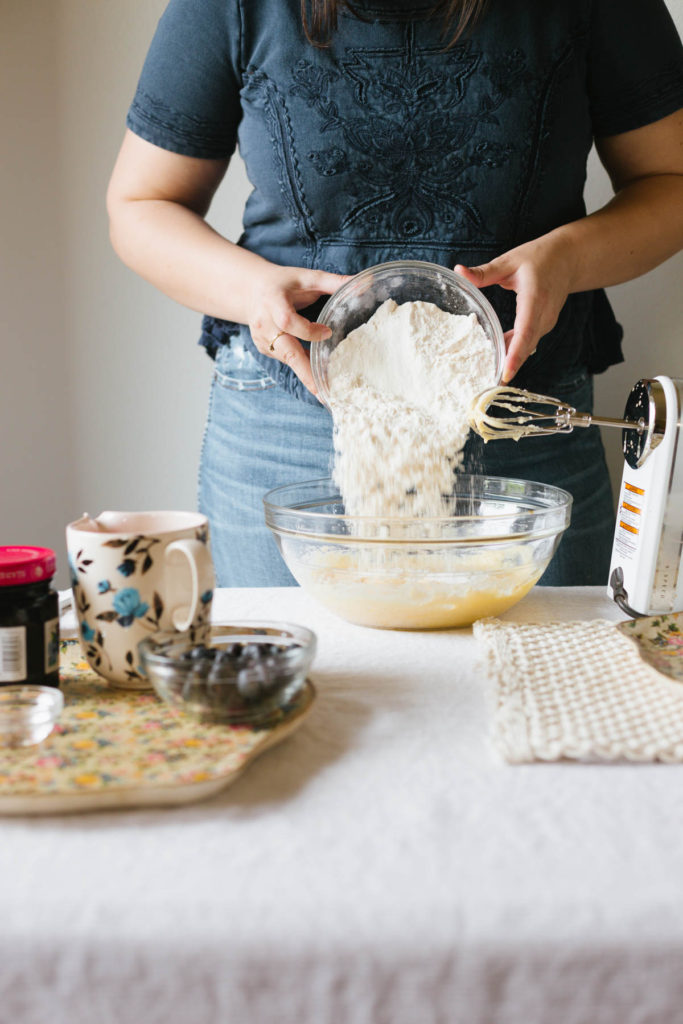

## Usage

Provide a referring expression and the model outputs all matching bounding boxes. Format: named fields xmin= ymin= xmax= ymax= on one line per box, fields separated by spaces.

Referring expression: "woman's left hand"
xmin=455 ymin=232 xmax=576 ymax=383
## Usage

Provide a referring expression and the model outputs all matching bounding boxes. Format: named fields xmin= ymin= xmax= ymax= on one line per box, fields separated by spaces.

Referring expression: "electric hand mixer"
xmin=470 ymin=377 xmax=683 ymax=617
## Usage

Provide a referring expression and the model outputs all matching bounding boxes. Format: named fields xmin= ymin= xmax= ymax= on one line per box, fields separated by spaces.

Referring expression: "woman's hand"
xmin=247 ymin=264 xmax=352 ymax=394
xmin=455 ymin=232 xmax=576 ymax=383
xmin=457 ymin=111 xmax=683 ymax=383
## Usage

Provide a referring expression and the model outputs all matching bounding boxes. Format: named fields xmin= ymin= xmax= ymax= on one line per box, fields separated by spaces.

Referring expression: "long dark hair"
xmin=301 ymin=0 xmax=490 ymax=48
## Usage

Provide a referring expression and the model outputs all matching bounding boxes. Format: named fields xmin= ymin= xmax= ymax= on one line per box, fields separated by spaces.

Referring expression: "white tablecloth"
xmin=2 ymin=587 xmax=683 ymax=1024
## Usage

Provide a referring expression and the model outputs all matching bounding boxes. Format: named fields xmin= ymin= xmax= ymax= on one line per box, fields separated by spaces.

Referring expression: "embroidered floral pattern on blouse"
xmin=291 ymin=34 xmax=531 ymax=241
xmin=247 ymin=71 xmax=318 ymax=264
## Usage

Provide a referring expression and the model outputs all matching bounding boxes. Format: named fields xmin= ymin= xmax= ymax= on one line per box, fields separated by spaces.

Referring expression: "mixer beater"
xmin=469 ymin=385 xmax=646 ymax=441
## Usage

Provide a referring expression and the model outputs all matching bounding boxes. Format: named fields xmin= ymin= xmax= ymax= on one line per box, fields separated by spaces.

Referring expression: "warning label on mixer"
xmin=614 ymin=480 xmax=645 ymax=557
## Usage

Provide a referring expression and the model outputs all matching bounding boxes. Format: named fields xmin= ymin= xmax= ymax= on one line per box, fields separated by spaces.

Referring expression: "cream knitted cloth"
xmin=473 ymin=618 xmax=683 ymax=763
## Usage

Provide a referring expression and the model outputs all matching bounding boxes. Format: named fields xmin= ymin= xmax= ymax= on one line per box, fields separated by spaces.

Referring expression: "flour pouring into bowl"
xmin=326 ymin=296 xmax=497 ymax=516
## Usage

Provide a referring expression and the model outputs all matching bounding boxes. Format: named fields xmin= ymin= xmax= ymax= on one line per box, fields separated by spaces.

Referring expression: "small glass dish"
xmin=0 ymin=685 xmax=64 ymax=748
xmin=311 ymin=259 xmax=505 ymax=408
xmin=139 ymin=622 xmax=316 ymax=726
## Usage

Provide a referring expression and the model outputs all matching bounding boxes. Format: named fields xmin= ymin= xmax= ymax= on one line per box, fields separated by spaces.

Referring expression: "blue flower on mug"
xmin=117 ymin=559 xmax=136 ymax=577
xmin=201 ymin=589 xmax=213 ymax=605
xmin=98 ymin=579 xmax=112 ymax=594
xmin=80 ymin=620 xmax=96 ymax=642
xmin=113 ymin=588 xmax=149 ymax=628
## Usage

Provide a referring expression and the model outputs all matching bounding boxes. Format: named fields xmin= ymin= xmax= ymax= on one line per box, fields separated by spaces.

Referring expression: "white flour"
xmin=327 ymin=298 xmax=496 ymax=516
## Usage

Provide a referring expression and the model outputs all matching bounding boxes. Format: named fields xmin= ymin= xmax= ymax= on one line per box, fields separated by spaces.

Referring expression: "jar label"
xmin=0 ymin=626 xmax=27 ymax=683
xmin=44 ymin=618 xmax=59 ymax=675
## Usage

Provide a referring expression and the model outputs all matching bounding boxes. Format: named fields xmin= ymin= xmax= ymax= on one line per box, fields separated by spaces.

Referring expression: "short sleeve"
xmin=126 ymin=0 xmax=243 ymax=159
xmin=588 ymin=0 xmax=683 ymax=137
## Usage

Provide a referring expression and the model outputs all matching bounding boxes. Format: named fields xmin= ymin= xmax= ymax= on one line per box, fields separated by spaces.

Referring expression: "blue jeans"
xmin=199 ymin=346 xmax=333 ymax=587
xmin=199 ymin=347 xmax=615 ymax=587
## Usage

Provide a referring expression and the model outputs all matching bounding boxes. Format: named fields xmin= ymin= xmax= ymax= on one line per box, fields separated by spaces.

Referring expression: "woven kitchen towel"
xmin=473 ymin=618 xmax=683 ymax=763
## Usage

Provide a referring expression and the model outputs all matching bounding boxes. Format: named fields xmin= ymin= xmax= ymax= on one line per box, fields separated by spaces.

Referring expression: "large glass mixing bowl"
xmin=311 ymin=260 xmax=505 ymax=407
xmin=264 ymin=476 xmax=572 ymax=630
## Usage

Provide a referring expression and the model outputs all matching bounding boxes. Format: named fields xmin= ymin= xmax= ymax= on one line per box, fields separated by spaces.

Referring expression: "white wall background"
xmin=2 ymin=0 xmax=682 ymax=588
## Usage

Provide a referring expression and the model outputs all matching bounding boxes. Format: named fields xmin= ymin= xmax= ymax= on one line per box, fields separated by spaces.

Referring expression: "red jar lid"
xmin=0 ymin=547 xmax=57 ymax=587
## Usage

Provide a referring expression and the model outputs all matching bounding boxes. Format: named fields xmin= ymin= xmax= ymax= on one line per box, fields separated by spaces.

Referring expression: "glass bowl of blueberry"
xmin=138 ymin=622 xmax=316 ymax=726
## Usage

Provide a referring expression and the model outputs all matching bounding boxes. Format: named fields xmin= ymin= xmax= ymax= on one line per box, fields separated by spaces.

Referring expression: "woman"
xmin=107 ymin=0 xmax=683 ymax=586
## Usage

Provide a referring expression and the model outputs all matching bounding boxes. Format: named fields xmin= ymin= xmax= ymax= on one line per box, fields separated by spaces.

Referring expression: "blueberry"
xmin=190 ymin=645 xmax=207 ymax=660
xmin=236 ymin=662 xmax=270 ymax=699
xmin=260 ymin=656 xmax=280 ymax=690
xmin=191 ymin=662 xmax=211 ymax=680
xmin=207 ymin=667 xmax=239 ymax=695
xmin=208 ymin=659 xmax=236 ymax=682
xmin=241 ymin=643 xmax=263 ymax=663
xmin=215 ymin=648 xmax=235 ymax=667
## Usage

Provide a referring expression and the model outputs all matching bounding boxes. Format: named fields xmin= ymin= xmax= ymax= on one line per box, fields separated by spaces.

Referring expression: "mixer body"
xmin=608 ymin=376 xmax=683 ymax=617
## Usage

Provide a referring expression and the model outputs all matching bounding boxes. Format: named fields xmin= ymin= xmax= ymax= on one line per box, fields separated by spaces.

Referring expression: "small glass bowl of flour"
xmin=311 ymin=260 xmax=505 ymax=409
xmin=311 ymin=260 xmax=506 ymax=521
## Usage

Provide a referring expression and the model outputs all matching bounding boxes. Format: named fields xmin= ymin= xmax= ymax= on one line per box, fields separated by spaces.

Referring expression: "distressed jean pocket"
xmin=213 ymin=338 xmax=276 ymax=391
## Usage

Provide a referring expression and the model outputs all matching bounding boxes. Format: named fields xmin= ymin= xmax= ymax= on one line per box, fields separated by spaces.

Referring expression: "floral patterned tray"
xmin=617 ymin=612 xmax=683 ymax=687
xmin=0 ymin=639 xmax=315 ymax=815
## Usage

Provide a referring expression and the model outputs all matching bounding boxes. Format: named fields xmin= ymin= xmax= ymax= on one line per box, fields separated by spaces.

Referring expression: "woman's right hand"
xmin=247 ymin=264 xmax=352 ymax=394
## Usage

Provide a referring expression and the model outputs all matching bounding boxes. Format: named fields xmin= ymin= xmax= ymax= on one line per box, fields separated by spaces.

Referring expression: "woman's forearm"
xmin=107 ymin=152 xmax=347 ymax=392
xmin=557 ymin=173 xmax=683 ymax=294
xmin=108 ymin=196 xmax=271 ymax=323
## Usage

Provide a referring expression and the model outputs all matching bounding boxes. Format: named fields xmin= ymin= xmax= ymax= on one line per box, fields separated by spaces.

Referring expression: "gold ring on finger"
xmin=269 ymin=330 xmax=285 ymax=353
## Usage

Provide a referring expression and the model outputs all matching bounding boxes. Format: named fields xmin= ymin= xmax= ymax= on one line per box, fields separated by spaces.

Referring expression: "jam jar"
xmin=0 ymin=547 xmax=60 ymax=688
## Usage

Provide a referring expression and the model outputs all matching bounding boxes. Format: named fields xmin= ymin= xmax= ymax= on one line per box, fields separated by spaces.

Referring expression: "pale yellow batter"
xmin=287 ymin=546 xmax=543 ymax=630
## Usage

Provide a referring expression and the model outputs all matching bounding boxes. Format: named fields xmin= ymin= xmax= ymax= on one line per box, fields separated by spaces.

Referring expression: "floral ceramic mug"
xmin=66 ymin=511 xmax=215 ymax=688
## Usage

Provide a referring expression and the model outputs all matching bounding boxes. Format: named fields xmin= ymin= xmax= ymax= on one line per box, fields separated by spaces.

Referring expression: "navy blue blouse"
xmin=127 ymin=0 xmax=683 ymax=403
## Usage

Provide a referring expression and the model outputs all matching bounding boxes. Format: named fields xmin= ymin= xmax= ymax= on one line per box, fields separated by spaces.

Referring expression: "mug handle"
xmin=164 ymin=539 xmax=215 ymax=631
